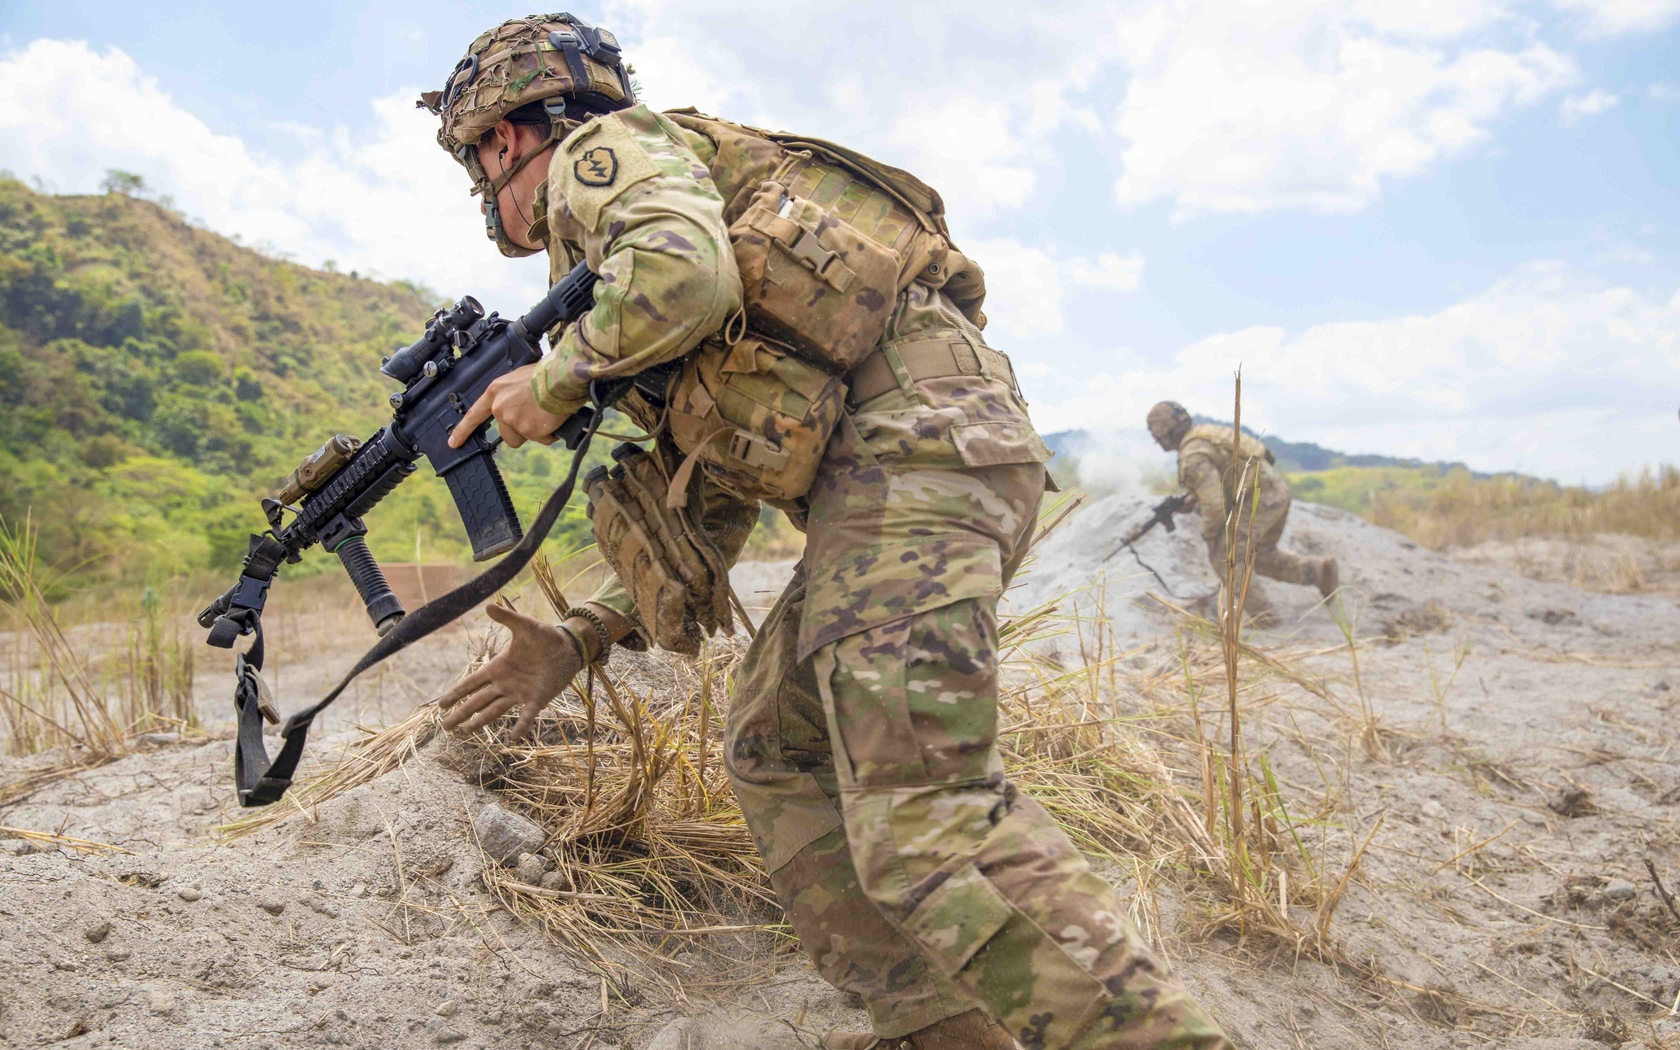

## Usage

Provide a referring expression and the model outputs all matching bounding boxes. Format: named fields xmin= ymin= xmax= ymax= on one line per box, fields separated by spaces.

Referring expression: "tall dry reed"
xmin=0 ymin=516 xmax=197 ymax=762
xmin=0 ymin=515 xmax=125 ymax=758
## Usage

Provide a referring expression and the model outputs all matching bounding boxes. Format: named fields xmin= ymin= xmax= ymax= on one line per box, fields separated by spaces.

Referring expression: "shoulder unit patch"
xmin=552 ymin=112 xmax=661 ymax=232
xmin=574 ymin=147 xmax=618 ymax=187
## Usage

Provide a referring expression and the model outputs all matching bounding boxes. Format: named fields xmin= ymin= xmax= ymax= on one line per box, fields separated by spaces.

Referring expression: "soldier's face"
xmin=474 ymin=124 xmax=546 ymax=252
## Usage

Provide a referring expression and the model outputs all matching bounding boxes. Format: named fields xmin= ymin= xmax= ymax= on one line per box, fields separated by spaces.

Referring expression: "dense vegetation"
xmin=0 ymin=178 xmax=601 ymax=594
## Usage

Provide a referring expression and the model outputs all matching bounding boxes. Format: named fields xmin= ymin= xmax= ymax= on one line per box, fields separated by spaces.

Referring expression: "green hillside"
xmin=0 ymin=178 xmax=600 ymax=594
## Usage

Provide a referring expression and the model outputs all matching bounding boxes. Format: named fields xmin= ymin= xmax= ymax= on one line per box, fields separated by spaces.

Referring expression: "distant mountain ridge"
xmin=1044 ymin=421 xmax=1491 ymax=477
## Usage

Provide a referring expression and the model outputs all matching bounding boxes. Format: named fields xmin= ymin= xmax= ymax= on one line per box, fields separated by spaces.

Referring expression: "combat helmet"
xmin=1146 ymin=401 xmax=1193 ymax=450
xmin=419 ymin=13 xmax=635 ymax=256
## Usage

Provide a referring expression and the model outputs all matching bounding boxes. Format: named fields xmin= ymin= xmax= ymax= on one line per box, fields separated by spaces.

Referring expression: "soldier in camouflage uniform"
xmin=431 ymin=15 xmax=1232 ymax=1049
xmin=1146 ymin=402 xmax=1339 ymax=625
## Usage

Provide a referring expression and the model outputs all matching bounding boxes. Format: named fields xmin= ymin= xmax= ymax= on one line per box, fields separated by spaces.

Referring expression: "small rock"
xmin=647 ymin=1017 xmax=701 ymax=1050
xmin=434 ymin=1030 xmax=466 ymax=1045
xmin=1655 ymin=680 xmax=1672 ymax=693
xmin=106 ymin=948 xmax=132 ymax=962
xmin=85 ymin=921 xmax=112 ymax=943
xmin=177 ymin=886 xmax=203 ymax=902
xmin=434 ymin=1000 xmax=459 ymax=1018
xmin=1527 ymin=607 xmax=1577 ymax=626
xmin=1420 ymin=800 xmax=1446 ymax=820
xmin=472 ymin=803 xmax=546 ymax=866
xmin=514 ymin=853 xmax=546 ymax=885
xmin=312 ymin=879 xmax=327 ymax=891
xmin=117 ymin=869 xmax=167 ymax=888
xmin=539 ymin=871 xmax=567 ymax=891
xmin=1604 ymin=879 xmax=1639 ymax=902
xmin=349 ymin=882 xmax=368 ymax=898
xmin=146 ymin=989 xmax=176 ymax=1016
xmin=1549 ymin=787 xmax=1597 ymax=818
xmin=259 ymin=900 xmax=285 ymax=916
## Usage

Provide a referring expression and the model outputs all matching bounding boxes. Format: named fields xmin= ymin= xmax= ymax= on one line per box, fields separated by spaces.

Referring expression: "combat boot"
xmin=822 ymin=1009 xmax=1017 ymax=1050
xmin=1316 ymin=557 xmax=1341 ymax=599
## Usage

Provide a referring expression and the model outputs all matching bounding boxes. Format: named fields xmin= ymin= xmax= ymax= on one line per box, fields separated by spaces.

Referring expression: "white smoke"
xmin=1056 ymin=428 xmax=1176 ymax=498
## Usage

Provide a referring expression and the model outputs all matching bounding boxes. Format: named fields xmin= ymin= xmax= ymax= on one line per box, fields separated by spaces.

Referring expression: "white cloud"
xmin=1552 ymin=0 xmax=1680 ymax=37
xmin=1109 ymin=1 xmax=1577 ymax=215
xmin=0 ymin=39 xmax=550 ymax=311
xmin=1069 ymin=253 xmax=1145 ymax=292
xmin=964 ymin=238 xmax=1143 ymax=341
xmin=609 ymin=1 xmax=1605 ymax=221
xmin=605 ymin=0 xmax=1116 ymax=227
xmin=1034 ymin=263 xmax=1680 ymax=484
xmin=1561 ymin=89 xmax=1620 ymax=123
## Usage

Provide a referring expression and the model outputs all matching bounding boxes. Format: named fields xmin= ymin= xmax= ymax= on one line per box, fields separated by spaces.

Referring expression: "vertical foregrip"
xmin=336 ymin=536 xmax=405 ymax=634
xmin=444 ymin=451 xmax=523 ymax=562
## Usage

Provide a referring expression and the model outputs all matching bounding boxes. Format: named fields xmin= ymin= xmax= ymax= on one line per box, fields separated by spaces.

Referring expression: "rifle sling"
xmin=229 ymin=397 xmax=612 ymax=808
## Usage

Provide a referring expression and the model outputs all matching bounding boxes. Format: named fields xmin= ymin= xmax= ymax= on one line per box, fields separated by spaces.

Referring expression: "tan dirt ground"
xmin=4 ymin=498 xmax=1679 ymax=1049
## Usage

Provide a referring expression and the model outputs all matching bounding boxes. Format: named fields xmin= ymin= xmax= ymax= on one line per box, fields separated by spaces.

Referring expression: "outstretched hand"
xmin=437 ymin=603 xmax=584 ymax=739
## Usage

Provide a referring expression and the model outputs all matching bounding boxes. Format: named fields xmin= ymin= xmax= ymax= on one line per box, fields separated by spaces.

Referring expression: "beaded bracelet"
xmin=564 ymin=606 xmax=613 ymax=663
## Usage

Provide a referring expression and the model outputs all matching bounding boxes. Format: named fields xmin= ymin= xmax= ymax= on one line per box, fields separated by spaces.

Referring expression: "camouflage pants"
xmin=726 ymin=410 xmax=1229 ymax=1048
xmin=1203 ymin=474 xmax=1320 ymax=620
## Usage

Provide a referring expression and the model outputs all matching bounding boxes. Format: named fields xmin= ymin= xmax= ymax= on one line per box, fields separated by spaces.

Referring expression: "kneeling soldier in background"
xmin=1147 ymin=401 xmax=1339 ymax=625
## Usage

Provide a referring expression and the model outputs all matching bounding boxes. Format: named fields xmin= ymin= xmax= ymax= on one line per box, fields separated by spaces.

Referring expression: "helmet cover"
xmin=418 ymin=13 xmax=635 ymax=256
xmin=1146 ymin=401 xmax=1193 ymax=446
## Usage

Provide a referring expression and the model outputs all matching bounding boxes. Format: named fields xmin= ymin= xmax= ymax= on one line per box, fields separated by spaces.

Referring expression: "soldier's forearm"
xmin=540 ymin=240 xmax=742 ymax=406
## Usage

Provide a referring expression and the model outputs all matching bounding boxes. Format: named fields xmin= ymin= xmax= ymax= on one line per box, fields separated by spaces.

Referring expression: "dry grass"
xmin=0 ymin=824 xmax=132 ymax=855
xmin=1370 ymin=464 xmax=1680 ymax=550
xmin=0 ymin=516 xmax=197 ymax=762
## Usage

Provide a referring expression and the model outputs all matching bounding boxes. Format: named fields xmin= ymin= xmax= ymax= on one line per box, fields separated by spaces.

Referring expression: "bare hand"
xmin=448 ymin=363 xmax=574 ymax=450
xmin=437 ymin=603 xmax=583 ymax=739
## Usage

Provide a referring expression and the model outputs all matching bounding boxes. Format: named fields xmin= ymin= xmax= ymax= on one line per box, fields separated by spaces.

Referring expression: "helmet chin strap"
xmin=462 ymin=122 xmax=569 ymax=257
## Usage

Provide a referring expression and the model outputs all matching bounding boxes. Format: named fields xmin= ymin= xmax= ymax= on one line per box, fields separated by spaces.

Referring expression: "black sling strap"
xmin=230 ymin=392 xmax=614 ymax=807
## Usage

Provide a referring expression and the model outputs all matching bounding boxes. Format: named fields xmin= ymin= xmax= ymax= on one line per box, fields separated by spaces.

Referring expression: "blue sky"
xmin=1 ymin=1 xmax=1676 ymax=484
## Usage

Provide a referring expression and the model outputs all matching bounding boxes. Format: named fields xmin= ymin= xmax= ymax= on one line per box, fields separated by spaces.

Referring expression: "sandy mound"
xmin=1013 ymin=493 xmax=1680 ymax=653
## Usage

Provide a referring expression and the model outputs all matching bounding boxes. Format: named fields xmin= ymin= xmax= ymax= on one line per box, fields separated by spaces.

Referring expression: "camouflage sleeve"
xmin=586 ymin=476 xmax=761 ymax=641
xmin=1180 ymin=455 xmax=1226 ymax=540
xmin=533 ymin=105 xmax=743 ymax=414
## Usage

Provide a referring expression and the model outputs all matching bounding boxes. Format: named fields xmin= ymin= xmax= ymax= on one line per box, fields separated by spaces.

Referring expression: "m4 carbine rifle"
xmin=198 ymin=261 xmax=604 ymax=648
xmin=197 ymin=261 xmax=651 ymax=808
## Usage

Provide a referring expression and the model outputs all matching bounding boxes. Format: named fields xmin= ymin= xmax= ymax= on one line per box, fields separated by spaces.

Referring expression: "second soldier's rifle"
xmin=1102 ymin=493 xmax=1189 ymax=594
xmin=1103 ymin=493 xmax=1188 ymax=560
